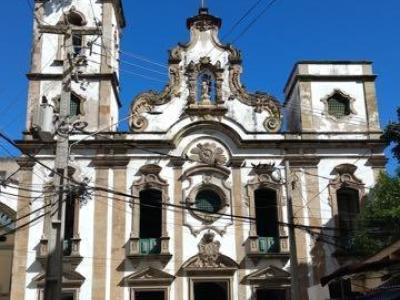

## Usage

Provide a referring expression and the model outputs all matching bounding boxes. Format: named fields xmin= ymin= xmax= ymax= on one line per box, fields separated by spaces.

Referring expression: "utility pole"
xmin=44 ymin=26 xmax=73 ymax=300
xmin=285 ymin=159 xmax=301 ymax=300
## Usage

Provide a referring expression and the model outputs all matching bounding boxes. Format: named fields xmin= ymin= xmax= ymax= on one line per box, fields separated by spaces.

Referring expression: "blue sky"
xmin=0 ymin=0 xmax=399 ymax=173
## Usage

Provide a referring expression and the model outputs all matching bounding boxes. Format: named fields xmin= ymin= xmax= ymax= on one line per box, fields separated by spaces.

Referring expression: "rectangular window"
xmin=193 ymin=281 xmax=229 ymax=300
xmin=139 ymin=189 xmax=162 ymax=255
xmin=0 ymin=171 xmax=6 ymax=181
xmin=131 ymin=289 xmax=167 ymax=300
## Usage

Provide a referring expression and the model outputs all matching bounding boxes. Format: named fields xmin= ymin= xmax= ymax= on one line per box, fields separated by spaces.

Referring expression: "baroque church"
xmin=0 ymin=1 xmax=387 ymax=300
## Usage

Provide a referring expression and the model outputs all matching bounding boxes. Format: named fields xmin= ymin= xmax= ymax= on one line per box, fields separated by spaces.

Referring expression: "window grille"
xmin=70 ymin=94 xmax=81 ymax=116
xmin=195 ymin=190 xmax=221 ymax=213
xmin=327 ymin=96 xmax=351 ymax=118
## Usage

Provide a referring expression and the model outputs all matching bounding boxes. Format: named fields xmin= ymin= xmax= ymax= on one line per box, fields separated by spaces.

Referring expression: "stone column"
xmin=91 ymin=158 xmax=110 ymax=300
xmin=285 ymin=156 xmax=320 ymax=300
xmin=230 ymin=158 xmax=247 ymax=300
xmin=10 ymin=159 xmax=35 ymax=300
xmin=110 ymin=158 xmax=129 ymax=300
xmin=171 ymin=158 xmax=184 ymax=300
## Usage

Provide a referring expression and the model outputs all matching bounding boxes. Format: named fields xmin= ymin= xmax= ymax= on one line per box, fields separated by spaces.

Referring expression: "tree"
xmin=353 ymin=173 xmax=400 ymax=256
xmin=384 ymin=107 xmax=400 ymax=164
xmin=352 ymin=108 xmax=400 ymax=256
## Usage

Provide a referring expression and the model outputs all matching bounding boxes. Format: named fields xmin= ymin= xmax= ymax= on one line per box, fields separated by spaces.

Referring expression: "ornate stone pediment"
xmin=181 ymin=232 xmax=238 ymax=275
xmin=330 ymin=164 xmax=363 ymax=187
xmin=33 ymin=270 xmax=85 ymax=288
xmin=128 ymin=8 xmax=282 ymax=133
xmin=122 ymin=267 xmax=175 ymax=287
xmin=242 ymin=266 xmax=291 ymax=286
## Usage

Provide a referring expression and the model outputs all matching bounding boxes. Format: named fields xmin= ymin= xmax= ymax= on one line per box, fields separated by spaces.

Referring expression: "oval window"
xmin=195 ymin=190 xmax=222 ymax=213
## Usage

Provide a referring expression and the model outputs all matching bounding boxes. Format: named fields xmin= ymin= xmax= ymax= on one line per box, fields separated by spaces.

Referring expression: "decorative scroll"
xmin=194 ymin=232 xmax=221 ymax=268
xmin=229 ymin=64 xmax=282 ymax=132
xmin=129 ymin=64 xmax=181 ymax=131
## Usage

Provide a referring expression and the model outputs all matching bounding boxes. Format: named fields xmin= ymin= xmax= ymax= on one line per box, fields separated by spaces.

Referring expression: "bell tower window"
xmin=70 ymin=94 xmax=82 ymax=117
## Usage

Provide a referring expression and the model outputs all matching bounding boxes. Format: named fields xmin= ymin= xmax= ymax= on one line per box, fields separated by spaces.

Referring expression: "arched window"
xmin=139 ymin=189 xmax=162 ymax=255
xmin=254 ymin=188 xmax=279 ymax=253
xmin=66 ymin=10 xmax=87 ymax=27
xmin=336 ymin=187 xmax=360 ymax=233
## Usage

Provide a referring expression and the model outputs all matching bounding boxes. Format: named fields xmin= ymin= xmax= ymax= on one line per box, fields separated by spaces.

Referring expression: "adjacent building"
xmin=0 ymin=1 xmax=388 ymax=299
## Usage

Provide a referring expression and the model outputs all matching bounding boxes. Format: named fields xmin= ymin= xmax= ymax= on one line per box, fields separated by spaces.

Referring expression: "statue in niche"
xmin=199 ymin=73 xmax=212 ymax=105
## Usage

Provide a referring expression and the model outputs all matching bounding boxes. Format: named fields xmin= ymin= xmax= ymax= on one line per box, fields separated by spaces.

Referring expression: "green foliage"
xmin=384 ymin=107 xmax=400 ymax=163
xmin=353 ymin=172 xmax=400 ymax=256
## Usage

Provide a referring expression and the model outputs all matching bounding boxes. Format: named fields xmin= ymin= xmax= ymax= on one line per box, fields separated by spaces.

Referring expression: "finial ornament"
xmin=201 ymin=0 xmax=206 ymax=8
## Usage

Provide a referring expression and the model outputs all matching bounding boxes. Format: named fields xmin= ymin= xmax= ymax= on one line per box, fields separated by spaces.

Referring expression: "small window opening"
xmin=327 ymin=94 xmax=351 ymax=119
xmin=63 ymin=197 xmax=75 ymax=256
xmin=135 ymin=291 xmax=165 ymax=300
xmin=72 ymin=34 xmax=83 ymax=57
xmin=61 ymin=292 xmax=75 ymax=300
xmin=197 ymin=71 xmax=216 ymax=104
xmin=194 ymin=281 xmax=228 ymax=300
xmin=195 ymin=190 xmax=222 ymax=213
xmin=70 ymin=94 xmax=81 ymax=116
xmin=254 ymin=189 xmax=279 ymax=253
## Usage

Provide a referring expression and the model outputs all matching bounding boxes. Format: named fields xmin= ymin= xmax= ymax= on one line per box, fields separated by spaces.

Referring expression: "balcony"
xmin=246 ymin=235 xmax=289 ymax=263
xmin=128 ymin=236 xmax=172 ymax=263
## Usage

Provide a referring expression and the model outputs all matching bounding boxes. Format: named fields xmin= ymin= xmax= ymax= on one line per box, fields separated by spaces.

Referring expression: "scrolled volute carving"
xmin=229 ymin=65 xmax=282 ymax=132
xmin=129 ymin=64 xmax=181 ymax=132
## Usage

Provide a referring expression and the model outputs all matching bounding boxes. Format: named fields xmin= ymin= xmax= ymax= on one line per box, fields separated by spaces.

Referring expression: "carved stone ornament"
xmin=229 ymin=64 xmax=282 ymax=132
xmin=330 ymin=164 xmax=363 ymax=186
xmin=129 ymin=64 xmax=181 ymax=132
xmin=193 ymin=232 xmax=222 ymax=268
xmin=186 ymin=8 xmax=222 ymax=31
xmin=180 ymin=232 xmax=239 ymax=276
xmin=189 ymin=142 xmax=227 ymax=165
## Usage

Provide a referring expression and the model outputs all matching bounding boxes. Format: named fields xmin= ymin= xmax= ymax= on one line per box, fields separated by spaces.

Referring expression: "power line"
xmin=222 ymin=0 xmax=264 ymax=40
xmin=231 ymin=0 xmax=281 ymax=43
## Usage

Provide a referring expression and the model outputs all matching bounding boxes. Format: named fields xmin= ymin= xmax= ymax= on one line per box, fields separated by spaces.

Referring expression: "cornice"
xmin=27 ymin=72 xmax=121 ymax=107
xmin=282 ymin=156 xmax=320 ymax=168
xmin=90 ymin=156 xmax=130 ymax=168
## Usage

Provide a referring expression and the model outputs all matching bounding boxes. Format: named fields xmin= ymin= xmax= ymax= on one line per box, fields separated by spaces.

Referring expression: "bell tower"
xmin=27 ymin=0 xmax=125 ymax=138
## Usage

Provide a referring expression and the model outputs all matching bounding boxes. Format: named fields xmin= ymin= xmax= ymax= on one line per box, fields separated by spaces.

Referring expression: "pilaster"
xmin=10 ymin=159 xmax=35 ymax=300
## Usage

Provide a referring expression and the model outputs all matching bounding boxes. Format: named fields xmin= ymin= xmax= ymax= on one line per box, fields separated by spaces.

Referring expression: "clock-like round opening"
xmin=194 ymin=190 xmax=222 ymax=214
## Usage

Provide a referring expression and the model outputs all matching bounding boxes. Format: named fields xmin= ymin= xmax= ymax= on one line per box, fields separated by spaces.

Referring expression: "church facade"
xmin=0 ymin=1 xmax=387 ymax=300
